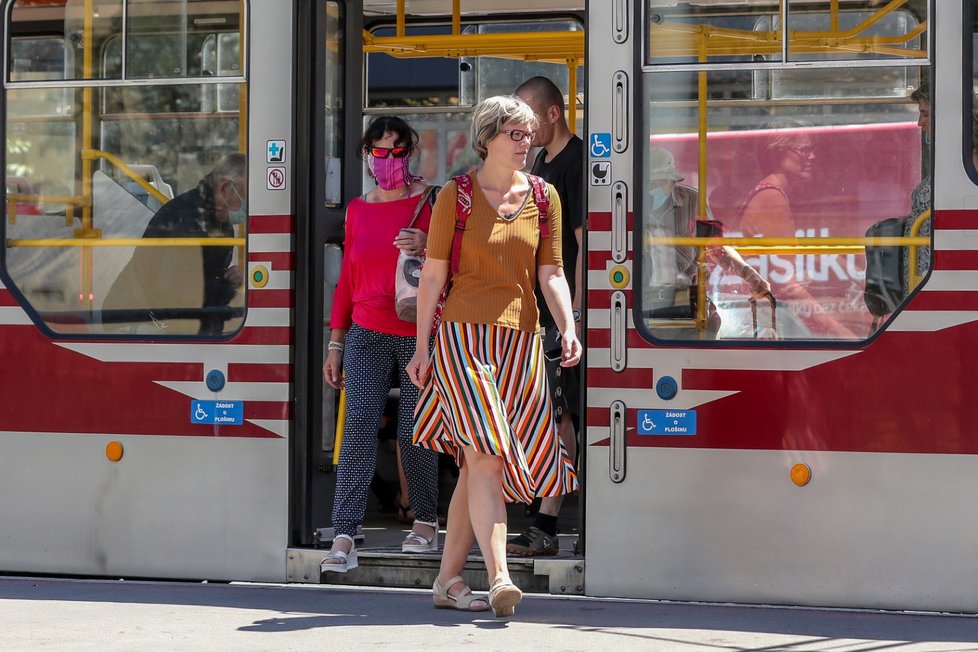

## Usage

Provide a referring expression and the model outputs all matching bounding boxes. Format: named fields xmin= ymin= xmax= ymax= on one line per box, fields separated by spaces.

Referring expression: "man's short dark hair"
xmin=516 ymin=76 xmax=565 ymax=114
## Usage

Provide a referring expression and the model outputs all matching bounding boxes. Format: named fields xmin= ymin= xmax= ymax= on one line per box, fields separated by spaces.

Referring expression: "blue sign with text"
xmin=636 ymin=409 xmax=696 ymax=436
xmin=191 ymin=400 xmax=243 ymax=426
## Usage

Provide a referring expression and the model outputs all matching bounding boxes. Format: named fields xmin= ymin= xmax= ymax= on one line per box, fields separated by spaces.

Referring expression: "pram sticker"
xmin=636 ymin=409 xmax=696 ymax=436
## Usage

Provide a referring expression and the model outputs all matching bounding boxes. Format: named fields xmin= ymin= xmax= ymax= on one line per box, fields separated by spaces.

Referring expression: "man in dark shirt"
xmin=509 ymin=76 xmax=584 ymax=556
xmin=104 ymin=153 xmax=247 ymax=335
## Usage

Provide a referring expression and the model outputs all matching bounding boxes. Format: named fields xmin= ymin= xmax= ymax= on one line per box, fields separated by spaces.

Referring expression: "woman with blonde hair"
xmin=407 ymin=95 xmax=579 ymax=616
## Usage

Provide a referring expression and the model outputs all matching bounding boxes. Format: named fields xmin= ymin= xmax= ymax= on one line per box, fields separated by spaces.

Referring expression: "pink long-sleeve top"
xmin=330 ymin=192 xmax=433 ymax=337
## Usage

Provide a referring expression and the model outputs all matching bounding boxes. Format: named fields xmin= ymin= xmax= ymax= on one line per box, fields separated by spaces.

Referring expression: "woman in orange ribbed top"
xmin=407 ymin=96 xmax=580 ymax=617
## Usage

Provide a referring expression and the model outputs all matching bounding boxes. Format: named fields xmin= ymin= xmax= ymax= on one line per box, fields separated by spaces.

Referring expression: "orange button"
xmin=790 ymin=463 xmax=811 ymax=487
xmin=105 ymin=441 xmax=124 ymax=462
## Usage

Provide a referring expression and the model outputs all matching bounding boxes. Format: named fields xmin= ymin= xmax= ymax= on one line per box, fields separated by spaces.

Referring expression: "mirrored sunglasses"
xmin=368 ymin=146 xmax=411 ymax=159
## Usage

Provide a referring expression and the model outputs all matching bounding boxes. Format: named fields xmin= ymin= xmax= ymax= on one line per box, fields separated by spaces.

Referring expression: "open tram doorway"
xmin=290 ymin=0 xmax=587 ymax=593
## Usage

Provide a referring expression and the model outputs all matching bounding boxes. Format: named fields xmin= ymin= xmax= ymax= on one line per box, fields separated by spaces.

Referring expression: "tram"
xmin=2 ymin=0 xmax=976 ymax=612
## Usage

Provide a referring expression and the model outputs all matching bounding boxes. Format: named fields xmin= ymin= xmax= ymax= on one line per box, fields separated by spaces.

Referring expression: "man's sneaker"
xmin=506 ymin=526 xmax=559 ymax=556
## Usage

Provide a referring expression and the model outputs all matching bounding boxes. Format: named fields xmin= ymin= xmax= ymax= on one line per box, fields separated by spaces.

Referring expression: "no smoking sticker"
xmin=266 ymin=166 xmax=286 ymax=190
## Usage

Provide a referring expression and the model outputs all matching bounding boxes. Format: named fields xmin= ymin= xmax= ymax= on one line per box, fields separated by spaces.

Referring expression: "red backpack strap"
xmin=526 ymin=173 xmax=550 ymax=239
xmin=450 ymin=174 xmax=473 ymax=277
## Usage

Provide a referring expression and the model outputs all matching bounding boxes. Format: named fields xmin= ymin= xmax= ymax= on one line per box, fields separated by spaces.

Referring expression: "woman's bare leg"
xmin=461 ymin=445 xmax=509 ymax=584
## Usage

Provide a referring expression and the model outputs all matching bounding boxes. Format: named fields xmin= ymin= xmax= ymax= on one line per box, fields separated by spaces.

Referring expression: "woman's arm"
xmin=538 ymin=264 xmax=582 ymax=367
xmin=406 ymin=258 xmax=450 ymax=387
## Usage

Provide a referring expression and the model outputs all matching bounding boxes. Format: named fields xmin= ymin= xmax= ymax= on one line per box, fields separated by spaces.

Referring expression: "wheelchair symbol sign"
xmin=636 ymin=409 xmax=696 ymax=436
xmin=590 ymin=133 xmax=612 ymax=158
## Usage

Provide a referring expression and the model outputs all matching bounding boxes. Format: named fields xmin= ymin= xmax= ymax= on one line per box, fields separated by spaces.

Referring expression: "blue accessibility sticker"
xmin=589 ymin=132 xmax=612 ymax=158
xmin=191 ymin=400 xmax=244 ymax=426
xmin=636 ymin=409 xmax=696 ymax=436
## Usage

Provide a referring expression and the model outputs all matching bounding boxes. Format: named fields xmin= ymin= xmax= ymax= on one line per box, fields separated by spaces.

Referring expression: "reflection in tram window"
xmin=640 ymin=1 xmax=931 ymax=342
xmin=3 ymin=0 xmax=248 ymax=337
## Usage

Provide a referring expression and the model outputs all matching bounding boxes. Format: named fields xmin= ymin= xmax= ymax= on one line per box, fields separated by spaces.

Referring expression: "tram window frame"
xmin=2 ymin=0 xmax=251 ymax=340
xmin=966 ymin=0 xmax=978 ymax=186
xmin=636 ymin=1 xmax=933 ymax=346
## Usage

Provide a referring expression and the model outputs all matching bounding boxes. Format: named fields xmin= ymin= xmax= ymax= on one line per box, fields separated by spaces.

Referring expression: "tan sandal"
xmin=432 ymin=575 xmax=489 ymax=612
xmin=488 ymin=576 xmax=522 ymax=617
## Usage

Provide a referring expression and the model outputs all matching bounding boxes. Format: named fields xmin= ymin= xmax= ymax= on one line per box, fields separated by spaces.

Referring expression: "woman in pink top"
xmin=320 ymin=116 xmax=441 ymax=573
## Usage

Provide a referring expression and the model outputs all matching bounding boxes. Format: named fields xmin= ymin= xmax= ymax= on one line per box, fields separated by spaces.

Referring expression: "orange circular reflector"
xmin=105 ymin=441 xmax=124 ymax=462
xmin=790 ymin=463 xmax=811 ymax=487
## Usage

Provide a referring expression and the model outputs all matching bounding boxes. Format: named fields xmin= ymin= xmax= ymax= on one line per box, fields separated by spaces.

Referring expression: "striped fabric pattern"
xmin=414 ymin=321 xmax=578 ymax=503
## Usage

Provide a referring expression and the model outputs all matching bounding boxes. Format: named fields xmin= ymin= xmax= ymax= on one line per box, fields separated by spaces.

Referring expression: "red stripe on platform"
xmin=934 ymin=250 xmax=978 ymax=270
xmin=247 ymin=215 xmax=294 ymax=233
xmin=934 ymin=209 xmax=978 ymax=230
xmin=248 ymin=252 xmax=294 ymax=269
xmin=228 ymin=363 xmax=291 ymax=383
xmin=248 ymin=289 xmax=293 ymax=308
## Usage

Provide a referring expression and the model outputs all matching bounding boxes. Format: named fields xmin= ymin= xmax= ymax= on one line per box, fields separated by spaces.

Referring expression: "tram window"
xmin=969 ymin=1 xmax=978 ymax=183
xmin=646 ymin=1 xmax=927 ymax=67
xmin=639 ymin=66 xmax=930 ymax=342
xmin=4 ymin=1 xmax=249 ymax=338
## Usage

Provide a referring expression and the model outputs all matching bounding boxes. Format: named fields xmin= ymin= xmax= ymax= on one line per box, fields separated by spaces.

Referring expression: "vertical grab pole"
xmin=452 ymin=0 xmax=461 ymax=35
xmin=695 ymin=36 xmax=708 ymax=333
xmin=397 ymin=0 xmax=405 ymax=37
xmin=79 ymin=0 xmax=95 ymax=310
xmin=567 ymin=58 xmax=578 ymax=132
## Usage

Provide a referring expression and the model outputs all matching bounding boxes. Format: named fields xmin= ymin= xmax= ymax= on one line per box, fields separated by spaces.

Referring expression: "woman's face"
xmin=485 ymin=121 xmax=533 ymax=170
xmin=917 ymin=100 xmax=932 ymax=137
xmin=779 ymin=135 xmax=815 ymax=182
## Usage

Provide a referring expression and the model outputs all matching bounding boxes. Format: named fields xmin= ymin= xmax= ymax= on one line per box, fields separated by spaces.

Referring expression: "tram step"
xmin=286 ymin=547 xmax=584 ymax=595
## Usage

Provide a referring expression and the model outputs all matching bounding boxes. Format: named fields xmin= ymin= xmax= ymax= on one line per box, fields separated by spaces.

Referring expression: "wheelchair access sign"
xmin=636 ymin=409 xmax=696 ymax=436
xmin=191 ymin=400 xmax=243 ymax=426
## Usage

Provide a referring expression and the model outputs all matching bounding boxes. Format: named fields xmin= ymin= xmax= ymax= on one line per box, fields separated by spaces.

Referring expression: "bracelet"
xmin=327 ymin=340 xmax=345 ymax=352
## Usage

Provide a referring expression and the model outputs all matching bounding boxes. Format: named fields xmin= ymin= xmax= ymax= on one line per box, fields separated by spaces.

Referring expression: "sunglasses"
xmin=368 ymin=146 xmax=411 ymax=159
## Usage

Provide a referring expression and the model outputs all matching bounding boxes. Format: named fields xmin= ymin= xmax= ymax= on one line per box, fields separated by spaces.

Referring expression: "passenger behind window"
xmin=903 ymin=83 xmax=932 ymax=296
xmin=102 ymin=153 xmax=247 ymax=335
xmin=643 ymin=147 xmax=771 ymax=336
xmin=735 ymin=121 xmax=856 ymax=338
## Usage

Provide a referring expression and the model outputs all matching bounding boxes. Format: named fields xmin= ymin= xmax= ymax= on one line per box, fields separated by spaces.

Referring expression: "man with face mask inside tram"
xmin=102 ymin=153 xmax=247 ymax=335
xmin=644 ymin=147 xmax=771 ymax=335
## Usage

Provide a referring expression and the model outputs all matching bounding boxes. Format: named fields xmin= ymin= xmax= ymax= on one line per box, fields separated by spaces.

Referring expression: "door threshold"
xmin=286 ymin=547 xmax=584 ymax=595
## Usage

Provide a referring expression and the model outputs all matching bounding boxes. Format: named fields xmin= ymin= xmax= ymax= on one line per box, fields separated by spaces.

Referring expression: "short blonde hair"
xmin=470 ymin=95 xmax=539 ymax=160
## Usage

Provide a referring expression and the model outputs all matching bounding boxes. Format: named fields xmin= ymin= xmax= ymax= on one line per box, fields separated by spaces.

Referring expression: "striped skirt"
xmin=413 ymin=321 xmax=578 ymax=504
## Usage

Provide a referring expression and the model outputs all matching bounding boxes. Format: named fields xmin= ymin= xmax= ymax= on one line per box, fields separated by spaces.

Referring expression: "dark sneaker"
xmin=506 ymin=526 xmax=559 ymax=556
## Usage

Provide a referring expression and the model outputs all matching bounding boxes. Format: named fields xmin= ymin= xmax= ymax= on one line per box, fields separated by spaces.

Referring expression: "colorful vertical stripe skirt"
xmin=413 ymin=321 xmax=578 ymax=504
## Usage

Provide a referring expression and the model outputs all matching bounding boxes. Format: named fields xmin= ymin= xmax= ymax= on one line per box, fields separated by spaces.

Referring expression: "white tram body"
xmin=1 ymin=0 xmax=976 ymax=612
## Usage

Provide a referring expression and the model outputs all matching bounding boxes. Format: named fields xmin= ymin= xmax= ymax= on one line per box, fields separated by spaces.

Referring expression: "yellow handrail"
xmin=8 ymin=237 xmax=245 ymax=248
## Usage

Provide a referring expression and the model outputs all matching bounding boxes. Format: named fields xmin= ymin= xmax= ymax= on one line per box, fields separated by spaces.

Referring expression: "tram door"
xmin=582 ymin=1 xmax=978 ymax=610
xmin=294 ymin=3 xmax=587 ymax=558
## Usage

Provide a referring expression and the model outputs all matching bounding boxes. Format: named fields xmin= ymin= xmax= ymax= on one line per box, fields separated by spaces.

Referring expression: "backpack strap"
xmin=450 ymin=174 xmax=474 ymax=277
xmin=526 ymin=173 xmax=551 ymax=239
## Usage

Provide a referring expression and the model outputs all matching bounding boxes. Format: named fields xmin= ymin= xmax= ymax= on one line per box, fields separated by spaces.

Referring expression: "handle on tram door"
xmin=750 ymin=294 xmax=777 ymax=339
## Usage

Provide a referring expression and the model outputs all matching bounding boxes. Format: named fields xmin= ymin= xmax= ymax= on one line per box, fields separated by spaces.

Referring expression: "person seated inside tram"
xmin=102 ymin=153 xmax=247 ymax=335
xmin=644 ymin=147 xmax=771 ymax=335
xmin=902 ymin=82 xmax=933 ymax=296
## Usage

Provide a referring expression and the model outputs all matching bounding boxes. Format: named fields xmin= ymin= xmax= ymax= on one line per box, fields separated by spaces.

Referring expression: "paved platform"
xmin=1 ymin=576 xmax=976 ymax=651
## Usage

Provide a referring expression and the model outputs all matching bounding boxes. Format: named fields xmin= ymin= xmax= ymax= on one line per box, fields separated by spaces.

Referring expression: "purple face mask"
xmin=369 ymin=155 xmax=411 ymax=191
